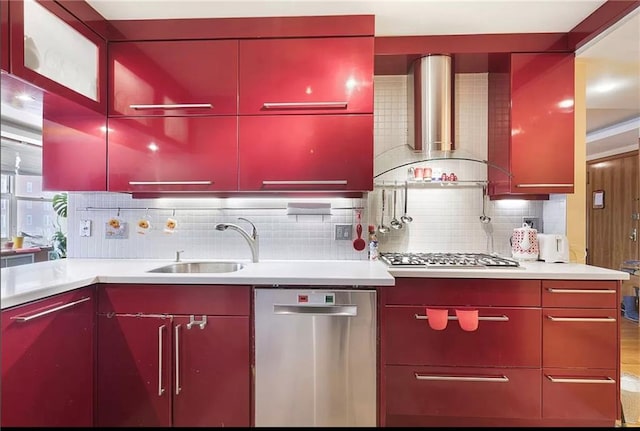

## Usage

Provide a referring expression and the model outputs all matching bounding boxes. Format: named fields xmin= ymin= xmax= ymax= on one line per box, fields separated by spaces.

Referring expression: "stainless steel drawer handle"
xmin=274 ymin=304 xmax=357 ymax=316
xmin=175 ymin=324 xmax=181 ymax=395
xmin=516 ymin=183 xmax=574 ymax=188
xmin=546 ymin=375 xmax=615 ymax=384
xmin=546 ymin=315 xmax=616 ymax=322
xmin=158 ymin=324 xmax=166 ymax=396
xmin=262 ymin=180 xmax=348 ymax=186
xmin=546 ymin=288 xmax=615 ymax=294
xmin=130 ymin=103 xmax=213 ymax=110
xmin=415 ymin=373 xmax=509 ymax=383
xmin=11 ymin=297 xmax=91 ymax=322
xmin=262 ymin=102 xmax=348 ymax=109
xmin=414 ymin=314 xmax=509 ymax=322
xmin=129 ymin=181 xmax=213 ymax=186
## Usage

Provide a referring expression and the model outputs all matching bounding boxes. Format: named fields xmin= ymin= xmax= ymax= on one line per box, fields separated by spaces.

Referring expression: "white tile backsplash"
xmin=67 ymin=74 xmax=561 ymax=260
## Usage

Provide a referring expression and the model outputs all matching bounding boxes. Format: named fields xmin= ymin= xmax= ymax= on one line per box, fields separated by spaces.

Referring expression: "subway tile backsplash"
xmin=67 ymin=74 xmax=557 ymax=260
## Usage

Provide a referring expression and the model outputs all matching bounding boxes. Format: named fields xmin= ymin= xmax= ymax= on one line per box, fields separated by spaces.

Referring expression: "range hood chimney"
xmin=408 ymin=55 xmax=454 ymax=154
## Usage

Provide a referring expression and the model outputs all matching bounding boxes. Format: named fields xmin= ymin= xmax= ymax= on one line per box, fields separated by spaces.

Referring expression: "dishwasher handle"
xmin=273 ymin=304 xmax=357 ymax=316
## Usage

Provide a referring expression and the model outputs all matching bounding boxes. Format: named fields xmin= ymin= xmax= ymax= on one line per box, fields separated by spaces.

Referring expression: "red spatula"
xmin=353 ymin=210 xmax=366 ymax=251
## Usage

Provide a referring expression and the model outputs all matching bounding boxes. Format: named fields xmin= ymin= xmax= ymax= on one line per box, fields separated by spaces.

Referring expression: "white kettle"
xmin=511 ymin=223 xmax=539 ymax=261
xmin=537 ymin=234 xmax=569 ymax=263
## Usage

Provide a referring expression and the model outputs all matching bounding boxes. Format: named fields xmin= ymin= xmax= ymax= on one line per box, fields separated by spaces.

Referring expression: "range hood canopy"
xmin=408 ymin=54 xmax=454 ymax=155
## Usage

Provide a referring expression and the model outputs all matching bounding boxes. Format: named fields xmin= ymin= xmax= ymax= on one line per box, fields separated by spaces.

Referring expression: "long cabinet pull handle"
xmin=262 ymin=180 xmax=348 ymax=186
xmin=415 ymin=373 xmax=509 ymax=383
xmin=515 ymin=183 xmax=574 ymax=188
xmin=414 ymin=314 xmax=509 ymax=322
xmin=11 ymin=297 xmax=91 ymax=322
xmin=175 ymin=324 xmax=181 ymax=395
xmin=546 ymin=288 xmax=615 ymax=294
xmin=129 ymin=103 xmax=213 ymax=110
xmin=546 ymin=315 xmax=616 ymax=322
xmin=546 ymin=375 xmax=616 ymax=384
xmin=274 ymin=304 xmax=357 ymax=316
xmin=129 ymin=181 xmax=213 ymax=186
xmin=262 ymin=102 xmax=348 ymax=109
xmin=158 ymin=325 xmax=165 ymax=397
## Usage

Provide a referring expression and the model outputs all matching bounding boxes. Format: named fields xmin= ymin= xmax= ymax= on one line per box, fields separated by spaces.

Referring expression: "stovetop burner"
xmin=379 ymin=252 xmax=520 ymax=268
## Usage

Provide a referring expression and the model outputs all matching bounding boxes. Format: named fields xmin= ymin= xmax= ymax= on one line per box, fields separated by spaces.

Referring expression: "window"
xmin=0 ymin=173 xmax=61 ymax=246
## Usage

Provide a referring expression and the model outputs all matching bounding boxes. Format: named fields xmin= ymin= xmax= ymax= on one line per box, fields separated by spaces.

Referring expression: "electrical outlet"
xmin=79 ymin=219 xmax=92 ymax=237
xmin=335 ymin=224 xmax=352 ymax=240
xmin=522 ymin=216 xmax=541 ymax=231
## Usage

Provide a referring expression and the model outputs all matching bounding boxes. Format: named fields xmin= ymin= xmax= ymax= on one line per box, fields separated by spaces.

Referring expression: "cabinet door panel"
xmin=173 ymin=316 xmax=250 ymax=427
xmin=385 ymin=365 xmax=541 ymax=419
xmin=510 ymin=53 xmax=574 ymax=194
xmin=239 ymin=115 xmax=373 ymax=191
xmin=1 ymin=0 xmax=9 ymax=72
xmin=384 ymin=306 xmax=541 ymax=367
xmin=109 ymin=39 xmax=238 ymax=116
xmin=1 ymin=288 xmax=95 ymax=427
xmin=108 ymin=116 xmax=238 ymax=192
xmin=97 ymin=314 xmax=172 ymax=427
xmin=10 ymin=0 xmax=106 ymax=112
xmin=542 ymin=308 xmax=617 ymax=369
xmin=542 ymin=368 xmax=617 ymax=421
xmin=239 ymin=37 xmax=373 ymax=115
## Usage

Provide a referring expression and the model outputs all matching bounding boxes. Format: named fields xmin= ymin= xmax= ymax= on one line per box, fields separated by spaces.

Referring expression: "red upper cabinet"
xmin=1 ymin=0 xmax=9 ymax=72
xmin=239 ymin=37 xmax=374 ymax=115
xmin=488 ymin=53 xmax=575 ymax=197
xmin=109 ymin=39 xmax=238 ymax=117
xmin=108 ymin=116 xmax=238 ymax=192
xmin=239 ymin=114 xmax=373 ymax=192
xmin=9 ymin=0 xmax=106 ymax=113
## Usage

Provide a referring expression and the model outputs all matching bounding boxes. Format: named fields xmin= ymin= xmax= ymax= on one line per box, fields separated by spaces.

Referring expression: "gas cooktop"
xmin=379 ymin=252 xmax=520 ymax=268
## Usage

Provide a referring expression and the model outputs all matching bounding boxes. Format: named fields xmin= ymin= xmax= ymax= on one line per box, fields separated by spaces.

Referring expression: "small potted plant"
xmin=51 ymin=192 xmax=67 ymax=259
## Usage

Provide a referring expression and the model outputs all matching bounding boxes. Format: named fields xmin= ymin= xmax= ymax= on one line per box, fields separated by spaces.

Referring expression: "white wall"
xmin=67 ymin=74 xmax=558 ymax=260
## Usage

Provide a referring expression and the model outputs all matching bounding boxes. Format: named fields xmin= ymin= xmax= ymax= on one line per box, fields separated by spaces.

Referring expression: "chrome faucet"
xmin=175 ymin=250 xmax=184 ymax=262
xmin=215 ymin=217 xmax=259 ymax=263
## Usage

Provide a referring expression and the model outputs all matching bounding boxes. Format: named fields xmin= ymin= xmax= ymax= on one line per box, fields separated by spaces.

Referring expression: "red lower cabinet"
xmin=96 ymin=284 xmax=251 ymax=427
xmin=1 ymin=287 xmax=95 ymax=427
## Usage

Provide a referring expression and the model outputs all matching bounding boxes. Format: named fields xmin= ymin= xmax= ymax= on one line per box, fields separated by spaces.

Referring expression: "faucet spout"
xmin=214 ymin=218 xmax=259 ymax=263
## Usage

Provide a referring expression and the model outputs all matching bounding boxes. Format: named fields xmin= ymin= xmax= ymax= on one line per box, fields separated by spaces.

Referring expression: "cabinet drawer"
xmin=384 ymin=278 xmax=541 ymax=307
xmin=385 ymin=365 xmax=541 ymax=419
xmin=98 ymin=284 xmax=250 ymax=316
xmin=542 ymin=308 xmax=617 ymax=369
xmin=542 ymin=280 xmax=618 ymax=308
xmin=384 ymin=306 xmax=541 ymax=367
xmin=542 ymin=368 xmax=617 ymax=421
xmin=239 ymin=37 xmax=373 ymax=115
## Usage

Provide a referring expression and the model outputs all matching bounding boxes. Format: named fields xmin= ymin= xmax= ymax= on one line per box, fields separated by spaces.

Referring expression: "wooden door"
xmin=587 ymin=150 xmax=639 ymax=273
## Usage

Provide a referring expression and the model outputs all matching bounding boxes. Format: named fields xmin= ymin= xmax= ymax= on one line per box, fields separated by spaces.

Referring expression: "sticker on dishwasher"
xmin=297 ymin=292 xmax=335 ymax=304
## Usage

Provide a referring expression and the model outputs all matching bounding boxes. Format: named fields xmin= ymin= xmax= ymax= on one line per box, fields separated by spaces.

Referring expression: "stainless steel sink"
xmin=148 ymin=261 xmax=245 ymax=274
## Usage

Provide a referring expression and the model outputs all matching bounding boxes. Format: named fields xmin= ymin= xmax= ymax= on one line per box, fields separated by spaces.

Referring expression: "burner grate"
xmin=380 ymin=252 xmax=520 ymax=268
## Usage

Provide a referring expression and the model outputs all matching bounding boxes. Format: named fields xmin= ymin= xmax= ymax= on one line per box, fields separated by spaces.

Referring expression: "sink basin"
xmin=148 ymin=261 xmax=245 ymax=274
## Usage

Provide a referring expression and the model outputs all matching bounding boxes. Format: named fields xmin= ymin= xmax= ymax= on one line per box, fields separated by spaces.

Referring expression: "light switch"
xmin=79 ymin=219 xmax=92 ymax=237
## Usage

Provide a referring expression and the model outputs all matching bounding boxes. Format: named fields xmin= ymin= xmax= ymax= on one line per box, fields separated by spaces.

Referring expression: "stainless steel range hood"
xmin=408 ymin=55 xmax=454 ymax=154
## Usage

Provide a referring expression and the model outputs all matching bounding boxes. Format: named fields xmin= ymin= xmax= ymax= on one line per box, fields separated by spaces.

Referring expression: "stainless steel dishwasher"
xmin=254 ymin=288 xmax=377 ymax=427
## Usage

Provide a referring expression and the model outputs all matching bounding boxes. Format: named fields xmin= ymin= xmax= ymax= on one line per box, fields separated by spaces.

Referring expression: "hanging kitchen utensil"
xmin=400 ymin=181 xmax=413 ymax=223
xmin=479 ymin=186 xmax=491 ymax=224
xmin=378 ymin=189 xmax=390 ymax=234
xmin=353 ymin=210 xmax=366 ymax=251
xmin=390 ymin=185 xmax=403 ymax=230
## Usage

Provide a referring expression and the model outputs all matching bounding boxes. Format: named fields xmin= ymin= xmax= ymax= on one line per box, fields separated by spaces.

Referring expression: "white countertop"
xmin=0 ymin=258 xmax=629 ymax=310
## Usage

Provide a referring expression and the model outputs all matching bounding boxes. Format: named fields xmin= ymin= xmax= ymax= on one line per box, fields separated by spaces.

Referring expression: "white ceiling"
xmin=84 ymin=0 xmax=640 ymax=160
